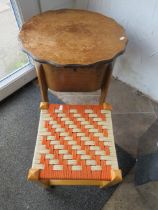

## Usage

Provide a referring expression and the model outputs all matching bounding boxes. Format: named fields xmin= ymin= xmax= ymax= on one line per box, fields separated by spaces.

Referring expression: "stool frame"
xmin=28 ymin=63 xmax=122 ymax=188
xmin=28 ymin=101 xmax=122 ymax=188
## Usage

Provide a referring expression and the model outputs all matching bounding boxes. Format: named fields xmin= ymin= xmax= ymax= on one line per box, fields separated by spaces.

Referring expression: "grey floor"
xmin=1 ymin=77 xmax=158 ymax=210
xmin=51 ymin=78 xmax=158 ymax=210
xmin=3 ymin=82 xmax=131 ymax=210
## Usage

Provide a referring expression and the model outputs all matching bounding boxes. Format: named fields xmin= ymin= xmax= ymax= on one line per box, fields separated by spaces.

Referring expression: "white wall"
xmin=17 ymin=0 xmax=74 ymax=21
xmin=75 ymin=0 xmax=158 ymax=101
xmin=40 ymin=0 xmax=74 ymax=12
xmin=74 ymin=0 xmax=88 ymax=9
xmin=16 ymin=0 xmax=40 ymax=21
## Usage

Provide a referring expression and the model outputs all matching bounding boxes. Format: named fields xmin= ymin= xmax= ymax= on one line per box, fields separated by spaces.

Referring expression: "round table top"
xmin=19 ymin=9 xmax=128 ymax=67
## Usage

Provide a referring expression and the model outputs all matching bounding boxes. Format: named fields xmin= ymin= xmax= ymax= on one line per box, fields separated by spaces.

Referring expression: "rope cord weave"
xmin=32 ymin=104 xmax=118 ymax=180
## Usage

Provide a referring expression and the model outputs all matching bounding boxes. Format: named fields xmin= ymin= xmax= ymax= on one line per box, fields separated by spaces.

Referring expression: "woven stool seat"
xmin=28 ymin=103 xmax=122 ymax=187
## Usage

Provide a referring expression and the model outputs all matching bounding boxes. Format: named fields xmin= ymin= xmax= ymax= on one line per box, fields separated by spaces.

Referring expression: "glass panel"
xmin=0 ymin=0 xmax=29 ymax=80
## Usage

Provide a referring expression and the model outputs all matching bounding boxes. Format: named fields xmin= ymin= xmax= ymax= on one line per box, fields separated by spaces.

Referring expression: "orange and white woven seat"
xmin=28 ymin=102 xmax=122 ymax=188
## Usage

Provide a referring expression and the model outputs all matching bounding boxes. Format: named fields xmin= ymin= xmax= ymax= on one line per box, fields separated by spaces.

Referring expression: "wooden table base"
xmin=35 ymin=61 xmax=114 ymax=104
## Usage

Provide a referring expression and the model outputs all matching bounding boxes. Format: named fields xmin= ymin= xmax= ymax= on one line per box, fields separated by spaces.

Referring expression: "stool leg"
xmin=99 ymin=62 xmax=114 ymax=105
xmin=35 ymin=62 xmax=49 ymax=102
xmin=40 ymin=180 xmax=51 ymax=189
xmin=35 ymin=180 xmax=51 ymax=189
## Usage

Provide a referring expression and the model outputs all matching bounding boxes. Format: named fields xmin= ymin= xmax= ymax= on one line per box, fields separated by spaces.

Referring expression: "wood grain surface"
xmin=19 ymin=9 xmax=127 ymax=66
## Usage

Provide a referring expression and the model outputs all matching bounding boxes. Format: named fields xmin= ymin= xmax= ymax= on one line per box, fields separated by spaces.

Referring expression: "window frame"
xmin=0 ymin=0 xmax=40 ymax=101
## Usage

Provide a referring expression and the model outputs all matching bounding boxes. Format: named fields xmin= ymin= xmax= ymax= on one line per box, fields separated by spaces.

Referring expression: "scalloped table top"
xmin=19 ymin=9 xmax=128 ymax=67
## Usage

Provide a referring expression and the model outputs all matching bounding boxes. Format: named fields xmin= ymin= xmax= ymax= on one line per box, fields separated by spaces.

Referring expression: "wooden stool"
xmin=19 ymin=9 xmax=128 ymax=187
xmin=28 ymin=103 xmax=122 ymax=188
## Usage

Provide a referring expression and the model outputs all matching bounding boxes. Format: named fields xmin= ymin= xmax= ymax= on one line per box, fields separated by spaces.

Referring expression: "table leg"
xmin=99 ymin=62 xmax=114 ymax=104
xmin=35 ymin=62 xmax=49 ymax=102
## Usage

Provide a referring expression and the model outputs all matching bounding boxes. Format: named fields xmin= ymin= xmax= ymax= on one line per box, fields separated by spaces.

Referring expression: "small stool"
xmin=28 ymin=102 xmax=122 ymax=188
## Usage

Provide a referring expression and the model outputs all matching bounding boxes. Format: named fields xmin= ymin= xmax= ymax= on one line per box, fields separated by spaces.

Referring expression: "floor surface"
xmin=0 ymin=80 xmax=135 ymax=210
xmin=1 ymin=77 xmax=158 ymax=210
xmin=51 ymin=78 xmax=158 ymax=210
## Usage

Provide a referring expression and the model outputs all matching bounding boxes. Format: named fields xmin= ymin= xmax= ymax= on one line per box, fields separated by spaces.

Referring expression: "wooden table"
xmin=19 ymin=9 xmax=127 ymax=104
